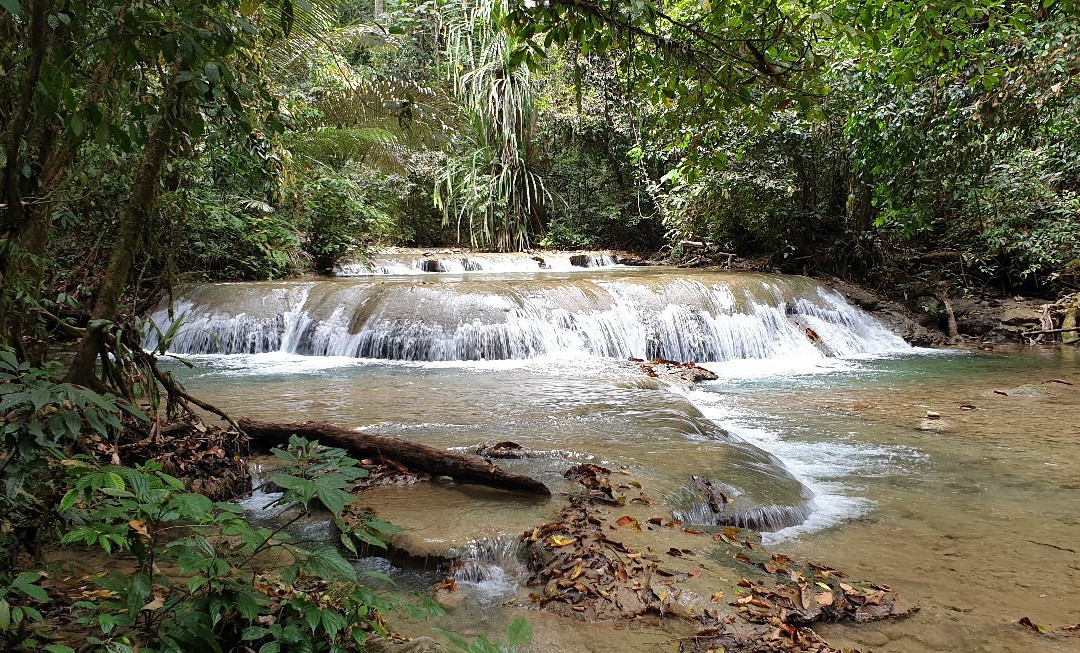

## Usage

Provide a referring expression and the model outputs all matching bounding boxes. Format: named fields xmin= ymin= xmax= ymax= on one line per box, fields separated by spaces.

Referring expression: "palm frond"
xmin=435 ymin=0 xmax=547 ymax=251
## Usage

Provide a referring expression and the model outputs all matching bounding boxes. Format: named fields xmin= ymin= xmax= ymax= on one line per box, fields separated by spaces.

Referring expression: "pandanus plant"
xmin=434 ymin=0 xmax=549 ymax=252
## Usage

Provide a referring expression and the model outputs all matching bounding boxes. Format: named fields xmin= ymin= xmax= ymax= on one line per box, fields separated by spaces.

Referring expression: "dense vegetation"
xmin=1 ymin=0 xmax=1078 ymax=650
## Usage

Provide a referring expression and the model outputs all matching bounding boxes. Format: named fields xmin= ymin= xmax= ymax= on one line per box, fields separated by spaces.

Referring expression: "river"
xmin=151 ymin=255 xmax=1080 ymax=652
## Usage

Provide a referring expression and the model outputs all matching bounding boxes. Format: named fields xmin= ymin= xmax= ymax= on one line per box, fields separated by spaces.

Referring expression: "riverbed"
xmin=156 ymin=260 xmax=1080 ymax=651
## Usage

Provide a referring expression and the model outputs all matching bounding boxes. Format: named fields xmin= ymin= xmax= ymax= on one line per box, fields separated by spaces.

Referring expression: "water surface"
xmin=159 ymin=266 xmax=1080 ymax=651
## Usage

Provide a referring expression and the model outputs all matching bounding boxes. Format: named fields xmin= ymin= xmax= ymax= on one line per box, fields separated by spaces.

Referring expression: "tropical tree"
xmin=435 ymin=0 xmax=549 ymax=251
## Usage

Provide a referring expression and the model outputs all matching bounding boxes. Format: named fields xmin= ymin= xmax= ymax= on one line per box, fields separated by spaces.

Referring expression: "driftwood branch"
xmin=239 ymin=418 xmax=551 ymax=496
xmin=40 ymin=309 xmax=239 ymax=427
xmin=1021 ymin=327 xmax=1080 ymax=337
xmin=140 ymin=351 xmax=238 ymax=430
xmin=936 ymin=291 xmax=960 ymax=344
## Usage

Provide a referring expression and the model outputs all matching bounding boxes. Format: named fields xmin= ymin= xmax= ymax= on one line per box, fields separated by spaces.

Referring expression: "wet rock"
xmin=898 ymin=322 xmax=941 ymax=346
xmin=957 ymin=311 xmax=998 ymax=337
xmin=475 ymin=441 xmax=527 ymax=459
xmin=433 ymin=587 xmax=467 ymax=611
xmin=949 ymin=297 xmax=980 ymax=317
xmin=629 ymin=359 xmax=719 ymax=384
xmin=837 ymin=285 xmax=881 ymax=311
xmin=990 ymin=384 xmax=1049 ymax=398
xmin=1001 ymin=302 xmax=1043 ymax=326
xmin=916 ymin=295 xmax=944 ymax=329
xmin=685 ymin=366 xmax=719 ymax=382
xmin=671 ymin=476 xmax=811 ymax=531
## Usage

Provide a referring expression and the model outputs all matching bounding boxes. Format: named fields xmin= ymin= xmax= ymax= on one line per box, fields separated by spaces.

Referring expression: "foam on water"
xmin=449 ymin=538 xmax=527 ymax=605
xmin=336 ymin=251 xmax=620 ymax=276
xmin=682 ymin=387 xmax=926 ymax=544
xmin=144 ymin=273 xmax=910 ymax=364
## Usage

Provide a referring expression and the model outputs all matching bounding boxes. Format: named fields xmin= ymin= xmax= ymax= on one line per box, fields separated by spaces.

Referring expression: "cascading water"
xmin=143 ymin=270 xmax=908 ymax=362
xmin=335 ymin=250 xmax=619 ymax=276
xmin=447 ymin=538 xmax=528 ymax=604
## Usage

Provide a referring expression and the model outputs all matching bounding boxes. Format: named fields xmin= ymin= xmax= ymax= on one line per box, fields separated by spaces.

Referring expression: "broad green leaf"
xmin=305 ymin=546 xmax=357 ymax=582
xmin=103 ymin=472 xmax=125 ymax=491
xmin=507 ymin=617 xmax=532 ymax=647
xmin=170 ymin=492 xmax=213 ymax=519
xmin=242 ymin=625 xmax=272 ymax=640
xmin=0 ymin=0 xmax=20 ymax=18
xmin=13 ymin=572 xmax=48 ymax=601
xmin=59 ymin=488 xmax=79 ymax=511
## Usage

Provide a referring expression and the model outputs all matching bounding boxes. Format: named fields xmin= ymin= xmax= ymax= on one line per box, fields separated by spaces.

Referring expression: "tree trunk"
xmin=1 ymin=0 xmax=46 ymax=235
xmin=0 ymin=0 xmax=47 ymax=354
xmin=66 ymin=76 xmax=183 ymax=386
xmin=239 ymin=418 xmax=552 ymax=496
xmin=937 ymin=291 xmax=960 ymax=345
xmin=1 ymin=10 xmax=127 ymax=356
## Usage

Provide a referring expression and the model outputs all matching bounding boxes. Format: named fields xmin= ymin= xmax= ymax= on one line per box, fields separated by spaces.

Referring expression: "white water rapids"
xmin=144 ymin=270 xmax=908 ymax=363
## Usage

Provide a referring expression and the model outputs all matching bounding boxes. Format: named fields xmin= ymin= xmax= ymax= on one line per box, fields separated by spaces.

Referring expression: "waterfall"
xmin=143 ymin=271 xmax=909 ymax=362
xmin=335 ymin=250 xmax=618 ymax=276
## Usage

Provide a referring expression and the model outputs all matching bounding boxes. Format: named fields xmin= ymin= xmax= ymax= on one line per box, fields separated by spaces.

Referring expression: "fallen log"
xmin=916 ymin=250 xmax=963 ymax=263
xmin=1020 ymin=326 xmax=1080 ymax=337
xmin=239 ymin=418 xmax=551 ymax=496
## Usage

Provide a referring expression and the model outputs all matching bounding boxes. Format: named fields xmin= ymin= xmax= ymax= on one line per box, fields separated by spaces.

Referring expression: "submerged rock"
xmin=671 ymin=475 xmax=812 ymax=532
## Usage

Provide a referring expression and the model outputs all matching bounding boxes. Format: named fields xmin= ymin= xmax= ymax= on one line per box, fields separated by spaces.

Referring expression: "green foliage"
xmin=0 ymin=571 xmax=48 ymax=644
xmin=435 ymin=0 xmax=550 ymax=252
xmin=0 ymin=348 xmax=140 ymax=649
xmin=968 ymin=150 xmax=1080 ymax=287
xmin=0 ymin=351 xmax=438 ymax=651
xmin=162 ymin=186 xmax=303 ymax=281
xmin=531 ymin=50 xmax=664 ymax=251
xmin=0 ymin=348 xmax=131 ymax=569
xmin=438 ymin=617 xmax=532 ymax=653
xmin=299 ymin=171 xmax=396 ymax=271
xmin=57 ymin=435 xmax=434 ymax=652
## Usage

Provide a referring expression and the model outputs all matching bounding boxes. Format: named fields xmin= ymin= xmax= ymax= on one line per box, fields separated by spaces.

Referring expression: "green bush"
xmin=299 ymin=171 xmax=402 ymax=272
xmin=965 ymin=150 xmax=1080 ymax=289
xmin=166 ymin=188 xmax=303 ymax=280
xmin=57 ymin=436 xmax=427 ymax=653
xmin=1 ymin=350 xmax=440 ymax=652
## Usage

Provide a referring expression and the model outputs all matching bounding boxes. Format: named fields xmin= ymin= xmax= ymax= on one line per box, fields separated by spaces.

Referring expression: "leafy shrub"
xmin=299 ymin=172 xmax=393 ymax=272
xmin=0 ymin=348 xmax=141 ymax=649
xmin=56 ymin=435 xmax=433 ymax=653
xmin=163 ymin=188 xmax=303 ymax=281
xmin=0 ymin=349 xmax=138 ymax=568
xmin=965 ymin=150 xmax=1080 ymax=289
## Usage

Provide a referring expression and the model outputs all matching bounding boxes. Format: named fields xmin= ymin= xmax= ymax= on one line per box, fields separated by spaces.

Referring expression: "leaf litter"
xmin=513 ymin=463 xmax=918 ymax=652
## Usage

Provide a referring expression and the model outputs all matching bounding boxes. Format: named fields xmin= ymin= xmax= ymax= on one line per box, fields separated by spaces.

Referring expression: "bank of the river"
xmin=648 ymin=244 xmax=1077 ymax=349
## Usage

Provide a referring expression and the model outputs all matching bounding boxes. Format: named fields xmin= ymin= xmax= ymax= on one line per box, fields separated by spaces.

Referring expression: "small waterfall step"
xmin=335 ymin=248 xmax=620 ymax=276
xmin=144 ymin=269 xmax=910 ymax=362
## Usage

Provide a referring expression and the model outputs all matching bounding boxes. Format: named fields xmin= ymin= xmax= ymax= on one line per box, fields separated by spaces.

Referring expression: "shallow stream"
xmin=156 ymin=261 xmax=1080 ymax=651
